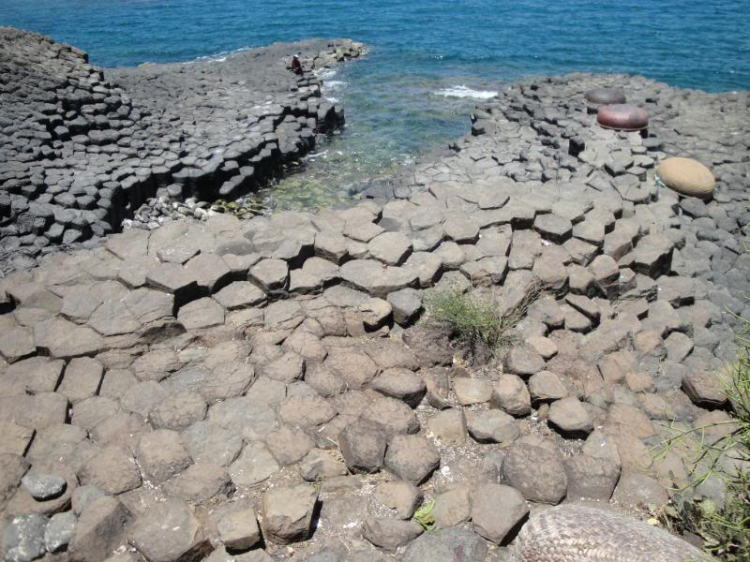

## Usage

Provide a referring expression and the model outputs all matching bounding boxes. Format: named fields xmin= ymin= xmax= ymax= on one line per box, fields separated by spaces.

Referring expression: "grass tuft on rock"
xmin=424 ymin=287 xmax=529 ymax=358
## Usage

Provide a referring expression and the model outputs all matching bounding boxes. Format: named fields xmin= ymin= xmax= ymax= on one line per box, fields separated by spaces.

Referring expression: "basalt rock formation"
xmin=1 ymin=31 xmax=749 ymax=562
xmin=0 ymin=27 xmax=363 ymax=273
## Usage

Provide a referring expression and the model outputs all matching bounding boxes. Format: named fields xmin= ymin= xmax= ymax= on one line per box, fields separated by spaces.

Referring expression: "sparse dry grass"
xmin=655 ymin=323 xmax=750 ymax=560
xmin=424 ymin=284 xmax=538 ymax=359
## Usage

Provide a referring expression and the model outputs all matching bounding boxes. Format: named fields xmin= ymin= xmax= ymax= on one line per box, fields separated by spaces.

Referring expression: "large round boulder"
xmin=657 ymin=157 xmax=716 ymax=199
xmin=584 ymin=87 xmax=627 ymax=108
xmin=597 ymin=104 xmax=649 ymax=131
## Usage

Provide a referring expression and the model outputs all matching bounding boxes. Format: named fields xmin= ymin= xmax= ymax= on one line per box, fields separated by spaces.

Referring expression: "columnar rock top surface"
xmin=1 ymin=30 xmax=749 ymax=562
xmin=0 ymin=27 xmax=363 ymax=274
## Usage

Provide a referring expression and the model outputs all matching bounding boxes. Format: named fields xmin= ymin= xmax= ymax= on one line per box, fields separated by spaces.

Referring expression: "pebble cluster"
xmin=0 ymin=27 xmax=363 ymax=274
xmin=1 ymin=30 xmax=749 ymax=562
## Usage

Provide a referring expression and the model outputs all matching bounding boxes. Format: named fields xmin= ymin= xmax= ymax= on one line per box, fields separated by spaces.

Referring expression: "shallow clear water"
xmin=3 ymin=0 xmax=750 ymax=208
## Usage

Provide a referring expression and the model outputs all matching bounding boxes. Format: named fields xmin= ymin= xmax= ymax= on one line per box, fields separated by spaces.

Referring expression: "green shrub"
xmin=656 ymin=326 xmax=750 ymax=560
xmin=424 ymin=286 xmax=530 ymax=357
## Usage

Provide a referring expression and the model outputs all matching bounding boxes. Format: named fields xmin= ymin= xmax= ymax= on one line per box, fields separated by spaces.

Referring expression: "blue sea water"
xmin=3 ymin=0 xmax=750 ymax=207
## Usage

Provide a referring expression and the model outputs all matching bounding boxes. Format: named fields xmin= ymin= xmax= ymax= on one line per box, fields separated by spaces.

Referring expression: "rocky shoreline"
xmin=1 ymin=28 xmax=750 ymax=562
xmin=0 ymin=27 xmax=363 ymax=274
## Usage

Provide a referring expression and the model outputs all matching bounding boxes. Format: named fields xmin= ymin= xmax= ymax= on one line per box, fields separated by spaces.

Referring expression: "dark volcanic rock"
xmin=0 ymin=27 xmax=363 ymax=273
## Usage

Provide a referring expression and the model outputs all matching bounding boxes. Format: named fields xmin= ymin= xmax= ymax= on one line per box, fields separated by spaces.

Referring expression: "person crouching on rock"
xmin=291 ymin=55 xmax=302 ymax=75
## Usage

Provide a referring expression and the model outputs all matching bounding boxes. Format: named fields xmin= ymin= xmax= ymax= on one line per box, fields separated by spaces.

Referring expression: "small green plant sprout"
xmin=413 ymin=499 xmax=436 ymax=532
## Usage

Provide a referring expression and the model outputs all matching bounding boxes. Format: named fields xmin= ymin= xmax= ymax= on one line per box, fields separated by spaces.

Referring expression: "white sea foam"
xmin=323 ymin=80 xmax=347 ymax=91
xmin=434 ymin=85 xmax=498 ymax=100
xmin=305 ymin=149 xmax=329 ymax=161
xmin=190 ymin=46 xmax=251 ymax=64
xmin=325 ymin=96 xmax=340 ymax=104
xmin=316 ymin=68 xmax=339 ymax=80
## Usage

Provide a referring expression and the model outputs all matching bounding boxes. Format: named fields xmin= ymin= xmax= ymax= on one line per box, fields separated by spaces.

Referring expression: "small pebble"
xmin=44 ymin=512 xmax=76 ymax=553
xmin=21 ymin=472 xmax=67 ymax=501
